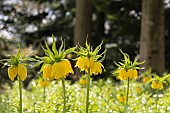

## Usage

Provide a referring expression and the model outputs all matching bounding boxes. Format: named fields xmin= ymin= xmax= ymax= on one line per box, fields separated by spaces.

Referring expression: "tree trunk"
xmin=74 ymin=0 xmax=92 ymax=79
xmin=74 ymin=0 xmax=92 ymax=46
xmin=140 ymin=0 xmax=164 ymax=75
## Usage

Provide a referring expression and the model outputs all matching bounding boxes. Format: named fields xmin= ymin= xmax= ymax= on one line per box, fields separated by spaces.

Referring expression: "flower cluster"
xmin=114 ymin=49 xmax=144 ymax=81
xmin=151 ymin=81 xmax=163 ymax=90
xmin=43 ymin=59 xmax=73 ymax=80
xmin=8 ymin=64 xmax=27 ymax=81
xmin=75 ymin=40 xmax=106 ymax=76
xmin=75 ymin=57 xmax=103 ymax=75
xmin=117 ymin=69 xmax=138 ymax=80
xmin=0 ymin=44 xmax=27 ymax=81
xmin=33 ymin=35 xmax=75 ymax=80
xmin=147 ymin=74 xmax=168 ymax=90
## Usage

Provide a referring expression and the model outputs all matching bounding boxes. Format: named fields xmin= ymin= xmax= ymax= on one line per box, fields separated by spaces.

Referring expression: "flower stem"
xmin=19 ymin=77 xmax=22 ymax=113
xmin=124 ymin=78 xmax=130 ymax=113
xmin=156 ymin=90 xmax=159 ymax=109
xmin=86 ymin=68 xmax=90 ymax=113
xmin=61 ymin=78 xmax=66 ymax=113
xmin=43 ymin=86 xmax=46 ymax=103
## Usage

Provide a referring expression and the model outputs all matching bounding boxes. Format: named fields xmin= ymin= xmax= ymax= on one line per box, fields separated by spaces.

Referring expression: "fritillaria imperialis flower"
xmin=151 ymin=81 xmax=164 ymax=90
xmin=1 ymin=44 xmax=28 ymax=81
xmin=8 ymin=64 xmax=27 ymax=81
xmin=33 ymin=35 xmax=75 ymax=80
xmin=114 ymin=49 xmax=144 ymax=81
xmin=75 ymin=57 xmax=103 ymax=76
xmin=117 ymin=69 xmax=138 ymax=80
xmin=43 ymin=59 xmax=74 ymax=80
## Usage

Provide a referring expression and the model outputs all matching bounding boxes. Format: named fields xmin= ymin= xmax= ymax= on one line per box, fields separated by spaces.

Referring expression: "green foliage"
xmin=1 ymin=78 xmax=170 ymax=113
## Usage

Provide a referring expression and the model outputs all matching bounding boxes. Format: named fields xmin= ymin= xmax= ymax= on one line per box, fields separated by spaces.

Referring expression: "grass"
xmin=0 ymin=77 xmax=170 ymax=113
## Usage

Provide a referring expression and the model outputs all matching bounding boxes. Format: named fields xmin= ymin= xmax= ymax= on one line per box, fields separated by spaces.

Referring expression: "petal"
xmin=18 ymin=64 xmax=27 ymax=81
xmin=8 ymin=66 xmax=17 ymax=81
xmin=43 ymin=64 xmax=52 ymax=80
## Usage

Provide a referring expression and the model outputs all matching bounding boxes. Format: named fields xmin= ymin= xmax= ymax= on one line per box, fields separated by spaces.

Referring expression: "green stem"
xmin=156 ymin=90 xmax=159 ymax=109
xmin=61 ymin=78 xmax=66 ymax=113
xmin=124 ymin=78 xmax=130 ymax=113
xmin=19 ymin=77 xmax=22 ymax=113
xmin=85 ymin=68 xmax=90 ymax=113
xmin=43 ymin=86 xmax=46 ymax=103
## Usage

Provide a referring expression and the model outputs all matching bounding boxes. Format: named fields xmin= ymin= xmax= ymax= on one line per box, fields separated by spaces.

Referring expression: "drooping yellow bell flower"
xmin=8 ymin=64 xmax=27 ymax=81
xmin=118 ymin=69 xmax=128 ymax=80
xmin=90 ymin=62 xmax=103 ymax=75
xmin=151 ymin=81 xmax=163 ymax=90
xmin=127 ymin=69 xmax=138 ymax=79
xmin=143 ymin=76 xmax=152 ymax=83
xmin=76 ymin=57 xmax=103 ymax=75
xmin=18 ymin=64 xmax=27 ymax=81
xmin=52 ymin=62 xmax=63 ymax=79
xmin=8 ymin=66 xmax=17 ymax=81
xmin=49 ymin=59 xmax=74 ymax=80
xmin=157 ymin=82 xmax=163 ymax=90
xmin=61 ymin=59 xmax=74 ymax=75
xmin=43 ymin=64 xmax=53 ymax=80
xmin=151 ymin=81 xmax=158 ymax=89
xmin=75 ymin=57 xmax=95 ymax=73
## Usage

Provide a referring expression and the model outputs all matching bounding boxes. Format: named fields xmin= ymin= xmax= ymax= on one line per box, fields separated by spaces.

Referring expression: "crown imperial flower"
xmin=75 ymin=40 xmax=106 ymax=76
xmin=33 ymin=35 xmax=75 ymax=80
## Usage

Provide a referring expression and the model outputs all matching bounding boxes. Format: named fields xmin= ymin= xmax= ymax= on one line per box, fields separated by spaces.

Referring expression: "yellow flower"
xmin=43 ymin=64 xmax=53 ymax=80
xmin=79 ymin=78 xmax=87 ymax=85
xmin=61 ymin=59 xmax=74 ymax=75
xmin=50 ymin=59 xmax=74 ymax=80
xmin=118 ymin=69 xmax=128 ymax=80
xmin=75 ymin=57 xmax=95 ymax=73
xmin=117 ymin=94 xmax=126 ymax=103
xmin=127 ymin=69 xmax=138 ymax=79
xmin=151 ymin=81 xmax=163 ymax=90
xmin=18 ymin=64 xmax=27 ymax=81
xmin=8 ymin=64 xmax=27 ymax=81
xmin=39 ymin=80 xmax=50 ymax=87
xmin=143 ymin=76 xmax=152 ymax=83
xmin=90 ymin=62 xmax=102 ymax=75
xmin=157 ymin=82 xmax=163 ymax=90
xmin=8 ymin=66 xmax=17 ymax=81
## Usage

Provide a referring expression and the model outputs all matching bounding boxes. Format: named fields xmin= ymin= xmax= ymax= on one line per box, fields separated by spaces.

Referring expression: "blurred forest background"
xmin=0 ymin=0 xmax=170 ymax=85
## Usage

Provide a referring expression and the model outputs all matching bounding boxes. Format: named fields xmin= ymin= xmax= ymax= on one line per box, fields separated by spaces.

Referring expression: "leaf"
xmin=52 ymin=34 xmax=58 ymax=56
xmin=41 ymin=44 xmax=54 ymax=61
xmin=59 ymin=38 xmax=64 ymax=53
xmin=33 ymin=61 xmax=43 ymax=67
xmin=65 ymin=47 xmax=76 ymax=54
xmin=41 ymin=56 xmax=52 ymax=63
xmin=17 ymin=42 xmax=21 ymax=59
xmin=98 ymin=49 xmax=106 ymax=62
xmin=93 ymin=41 xmax=103 ymax=54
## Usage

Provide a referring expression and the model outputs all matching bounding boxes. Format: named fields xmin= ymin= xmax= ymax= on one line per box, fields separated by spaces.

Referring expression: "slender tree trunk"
xmin=74 ymin=0 xmax=92 ymax=78
xmin=74 ymin=0 xmax=92 ymax=46
xmin=140 ymin=0 xmax=164 ymax=75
